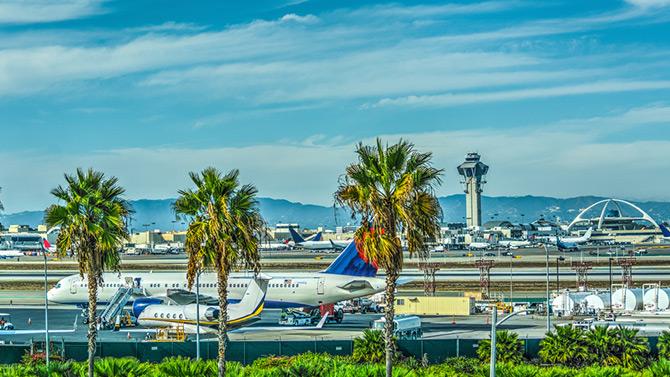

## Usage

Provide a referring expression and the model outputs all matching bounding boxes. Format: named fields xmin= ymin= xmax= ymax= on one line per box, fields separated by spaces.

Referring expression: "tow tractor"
xmin=0 ymin=313 xmax=14 ymax=330
xmin=278 ymin=304 xmax=344 ymax=326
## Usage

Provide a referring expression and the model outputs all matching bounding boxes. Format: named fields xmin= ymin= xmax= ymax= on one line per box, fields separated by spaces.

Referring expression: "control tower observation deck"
xmin=457 ymin=153 xmax=489 ymax=228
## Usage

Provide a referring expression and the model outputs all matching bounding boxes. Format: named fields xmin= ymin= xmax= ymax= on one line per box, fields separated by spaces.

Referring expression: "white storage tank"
xmin=551 ymin=292 xmax=591 ymax=315
xmin=612 ymin=288 xmax=644 ymax=311
xmin=643 ymin=288 xmax=670 ymax=311
xmin=583 ymin=293 xmax=610 ymax=313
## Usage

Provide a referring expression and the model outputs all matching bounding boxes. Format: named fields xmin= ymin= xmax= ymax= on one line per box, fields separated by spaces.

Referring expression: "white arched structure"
xmin=567 ymin=198 xmax=658 ymax=231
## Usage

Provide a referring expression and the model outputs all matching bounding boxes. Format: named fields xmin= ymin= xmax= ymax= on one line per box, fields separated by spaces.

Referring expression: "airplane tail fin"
xmin=309 ymin=232 xmax=323 ymax=242
xmin=234 ymin=274 xmax=270 ymax=315
xmin=660 ymin=224 xmax=670 ymax=238
xmin=288 ymin=227 xmax=306 ymax=243
xmin=583 ymin=227 xmax=593 ymax=239
xmin=323 ymin=241 xmax=378 ymax=277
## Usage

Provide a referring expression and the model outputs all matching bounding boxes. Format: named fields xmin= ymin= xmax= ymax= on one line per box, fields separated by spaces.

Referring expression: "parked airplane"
xmin=660 ymin=224 xmax=670 ymax=240
xmin=546 ymin=227 xmax=593 ymax=246
xmin=497 ymin=239 xmax=533 ymax=249
xmin=0 ymin=247 xmax=24 ymax=259
xmin=468 ymin=242 xmax=491 ymax=250
xmin=133 ymin=275 xmax=269 ymax=334
xmin=48 ymin=241 xmax=387 ymax=310
xmin=288 ymin=227 xmax=349 ymax=251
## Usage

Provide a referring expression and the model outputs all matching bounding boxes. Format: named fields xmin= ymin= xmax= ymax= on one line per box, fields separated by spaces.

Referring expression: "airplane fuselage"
xmin=48 ymin=271 xmax=385 ymax=309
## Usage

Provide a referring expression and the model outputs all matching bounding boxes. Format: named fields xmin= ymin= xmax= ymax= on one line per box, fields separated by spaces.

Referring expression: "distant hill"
xmin=2 ymin=195 xmax=670 ymax=231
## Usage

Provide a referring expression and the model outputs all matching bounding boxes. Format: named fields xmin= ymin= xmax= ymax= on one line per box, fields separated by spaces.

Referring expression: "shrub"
xmin=647 ymin=358 xmax=670 ymax=377
xmin=352 ymin=329 xmax=395 ymax=363
xmin=154 ymin=356 xmax=216 ymax=377
xmin=657 ymin=331 xmax=670 ymax=360
xmin=90 ymin=357 xmax=153 ymax=377
xmin=539 ymin=325 xmax=589 ymax=367
xmin=477 ymin=330 xmax=524 ymax=364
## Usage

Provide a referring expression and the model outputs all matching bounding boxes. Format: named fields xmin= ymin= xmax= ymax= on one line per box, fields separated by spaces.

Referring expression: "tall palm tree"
xmin=174 ymin=167 xmax=264 ymax=377
xmin=335 ymin=139 xmax=442 ymax=377
xmin=44 ymin=168 xmax=130 ymax=377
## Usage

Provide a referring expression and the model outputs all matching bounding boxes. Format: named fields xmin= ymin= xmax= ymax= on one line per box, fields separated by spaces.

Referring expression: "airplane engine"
xmin=204 ymin=306 xmax=220 ymax=321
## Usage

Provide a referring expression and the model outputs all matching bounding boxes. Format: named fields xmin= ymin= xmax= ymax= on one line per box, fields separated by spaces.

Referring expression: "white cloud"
xmin=2 ymin=104 xmax=670 ymax=212
xmin=625 ymin=0 xmax=670 ymax=8
xmin=0 ymin=0 xmax=106 ymax=25
xmin=368 ymin=81 xmax=670 ymax=108
xmin=280 ymin=13 xmax=319 ymax=24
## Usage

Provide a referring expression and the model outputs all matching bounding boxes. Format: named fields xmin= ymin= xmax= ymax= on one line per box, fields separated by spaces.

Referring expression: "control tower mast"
xmin=457 ymin=153 xmax=489 ymax=228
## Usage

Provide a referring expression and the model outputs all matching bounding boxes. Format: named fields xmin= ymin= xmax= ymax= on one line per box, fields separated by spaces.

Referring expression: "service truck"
xmin=372 ymin=315 xmax=422 ymax=340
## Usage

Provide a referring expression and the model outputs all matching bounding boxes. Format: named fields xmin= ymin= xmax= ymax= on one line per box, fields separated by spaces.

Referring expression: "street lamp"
xmin=556 ymin=256 xmax=565 ymax=292
xmin=544 ymin=244 xmax=550 ymax=332
xmin=196 ymin=270 xmax=201 ymax=360
xmin=489 ymin=308 xmax=528 ymax=377
xmin=509 ymin=255 xmax=514 ymax=305
xmin=44 ymin=247 xmax=49 ymax=366
xmin=608 ymin=257 xmax=614 ymax=312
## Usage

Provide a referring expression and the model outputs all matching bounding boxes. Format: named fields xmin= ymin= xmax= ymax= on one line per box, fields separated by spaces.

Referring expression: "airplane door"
xmin=317 ymin=278 xmax=325 ymax=295
xmin=70 ymin=280 xmax=77 ymax=294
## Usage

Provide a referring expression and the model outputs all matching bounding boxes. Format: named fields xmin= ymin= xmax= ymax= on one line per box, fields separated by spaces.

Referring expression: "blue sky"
xmin=1 ymin=0 xmax=670 ymax=212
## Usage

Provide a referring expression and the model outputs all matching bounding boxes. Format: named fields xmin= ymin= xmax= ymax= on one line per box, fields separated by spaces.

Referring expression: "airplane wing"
xmin=396 ymin=277 xmax=416 ymax=286
xmin=166 ymin=289 xmax=218 ymax=305
xmin=230 ymin=313 xmax=329 ymax=333
xmin=0 ymin=317 xmax=77 ymax=335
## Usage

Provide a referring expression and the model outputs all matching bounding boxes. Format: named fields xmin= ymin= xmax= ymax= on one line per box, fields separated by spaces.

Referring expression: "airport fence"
xmin=0 ymin=336 xmax=662 ymax=365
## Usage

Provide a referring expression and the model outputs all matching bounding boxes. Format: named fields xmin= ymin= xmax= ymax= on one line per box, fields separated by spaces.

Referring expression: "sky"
xmin=1 ymin=0 xmax=670 ymax=213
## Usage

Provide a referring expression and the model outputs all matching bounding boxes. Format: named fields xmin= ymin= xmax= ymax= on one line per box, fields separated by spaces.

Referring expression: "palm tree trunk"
xmin=86 ymin=274 xmax=98 ymax=377
xmin=384 ymin=270 xmax=398 ymax=377
xmin=217 ymin=268 xmax=229 ymax=377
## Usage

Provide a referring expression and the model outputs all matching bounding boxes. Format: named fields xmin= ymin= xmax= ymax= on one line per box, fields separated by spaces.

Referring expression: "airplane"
xmin=288 ymin=227 xmax=349 ymax=251
xmin=0 ymin=247 xmax=24 ymax=259
xmin=468 ymin=242 xmax=491 ymax=250
xmin=659 ymin=224 xmax=670 ymax=240
xmin=132 ymin=275 xmax=269 ymax=334
xmin=556 ymin=238 xmax=579 ymax=252
xmin=497 ymin=239 xmax=533 ymax=249
xmin=546 ymin=227 xmax=593 ymax=246
xmin=48 ymin=241 xmax=388 ymax=310
xmin=0 ymin=315 xmax=77 ymax=335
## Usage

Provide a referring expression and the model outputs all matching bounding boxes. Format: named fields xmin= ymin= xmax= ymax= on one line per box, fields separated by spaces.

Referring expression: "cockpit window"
xmin=55 ymin=283 xmax=61 ymax=289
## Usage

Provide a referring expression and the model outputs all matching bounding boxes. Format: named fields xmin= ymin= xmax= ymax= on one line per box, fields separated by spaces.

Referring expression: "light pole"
xmin=44 ymin=250 xmax=49 ymax=366
xmin=196 ymin=270 xmax=201 ymax=360
xmin=556 ymin=256 xmax=565 ymax=292
xmin=489 ymin=308 xmax=527 ymax=377
xmin=544 ymin=244 xmax=550 ymax=332
xmin=608 ymin=257 xmax=614 ymax=312
xmin=509 ymin=255 xmax=514 ymax=306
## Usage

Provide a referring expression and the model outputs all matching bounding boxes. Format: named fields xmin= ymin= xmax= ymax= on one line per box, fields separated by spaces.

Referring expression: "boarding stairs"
xmin=100 ymin=286 xmax=141 ymax=328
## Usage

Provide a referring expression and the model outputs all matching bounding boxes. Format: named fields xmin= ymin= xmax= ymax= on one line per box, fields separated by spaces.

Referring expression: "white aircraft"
xmin=0 ymin=248 xmax=24 ymax=259
xmin=48 ymin=241 xmax=387 ymax=310
xmin=468 ymin=242 xmax=491 ymax=250
xmin=288 ymin=228 xmax=349 ymax=251
xmin=497 ymin=240 xmax=532 ymax=249
xmin=134 ymin=275 xmax=269 ymax=334
xmin=546 ymin=227 xmax=593 ymax=245
xmin=0 ymin=315 xmax=77 ymax=335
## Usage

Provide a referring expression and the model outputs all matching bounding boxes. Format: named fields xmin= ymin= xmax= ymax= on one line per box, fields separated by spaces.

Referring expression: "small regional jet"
xmin=288 ymin=227 xmax=349 ymax=251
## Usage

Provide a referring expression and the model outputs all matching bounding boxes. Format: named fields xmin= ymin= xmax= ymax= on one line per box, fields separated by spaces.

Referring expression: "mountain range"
xmin=2 ymin=195 xmax=670 ymax=231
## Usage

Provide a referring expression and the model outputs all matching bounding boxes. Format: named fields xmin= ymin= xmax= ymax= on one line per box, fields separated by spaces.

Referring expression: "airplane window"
xmin=160 ymin=313 xmax=164 ymax=318
xmin=55 ymin=283 xmax=61 ymax=288
xmin=173 ymin=314 xmax=177 ymax=319
xmin=179 ymin=314 xmax=183 ymax=319
xmin=154 ymin=313 xmax=158 ymax=318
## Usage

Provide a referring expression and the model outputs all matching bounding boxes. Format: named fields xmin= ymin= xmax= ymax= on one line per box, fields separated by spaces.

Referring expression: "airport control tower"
xmin=457 ymin=153 xmax=489 ymax=228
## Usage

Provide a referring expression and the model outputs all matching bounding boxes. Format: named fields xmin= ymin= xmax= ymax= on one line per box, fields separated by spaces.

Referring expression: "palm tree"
xmin=586 ymin=326 xmax=621 ymax=367
xmin=44 ymin=168 xmax=130 ymax=377
xmin=335 ymin=139 xmax=442 ymax=377
xmin=613 ymin=326 xmax=649 ymax=370
xmin=539 ymin=325 xmax=589 ymax=367
xmin=658 ymin=331 xmax=670 ymax=359
xmin=477 ymin=330 xmax=524 ymax=364
xmin=174 ymin=167 xmax=264 ymax=377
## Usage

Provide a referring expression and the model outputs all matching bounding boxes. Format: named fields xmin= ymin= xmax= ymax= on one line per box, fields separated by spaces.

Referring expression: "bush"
xmin=477 ymin=330 xmax=524 ymax=364
xmin=539 ymin=325 xmax=589 ymax=367
xmin=352 ymin=329 xmax=396 ymax=363
xmin=657 ymin=331 xmax=670 ymax=360
xmin=154 ymin=356 xmax=217 ymax=377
